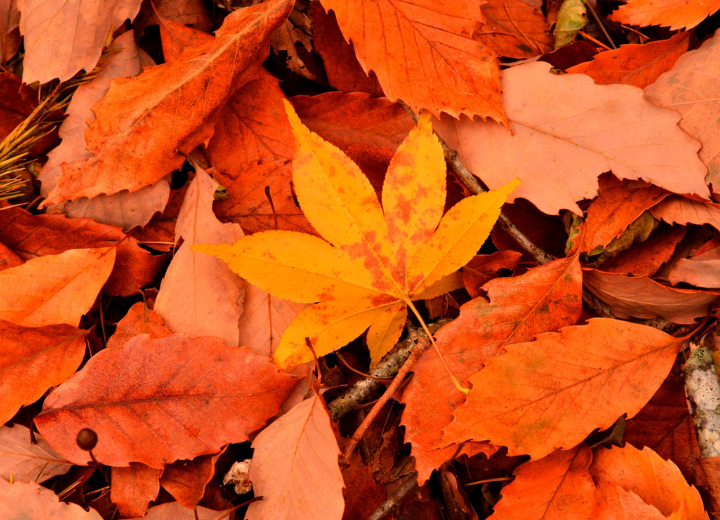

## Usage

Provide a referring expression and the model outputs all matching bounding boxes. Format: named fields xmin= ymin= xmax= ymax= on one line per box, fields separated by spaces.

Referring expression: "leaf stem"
xmin=405 ymin=299 xmax=470 ymax=395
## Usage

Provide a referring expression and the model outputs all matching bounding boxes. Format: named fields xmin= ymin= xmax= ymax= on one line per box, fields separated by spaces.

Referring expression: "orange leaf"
xmin=593 ymin=480 xmax=668 ymax=520
xmin=0 ymin=320 xmax=87 ymax=424
xmin=601 ymin=224 xmax=686 ymax=277
xmin=645 ymin=32 xmax=720 ymax=197
xmin=583 ymin=269 xmax=720 ymax=323
xmin=0 ymin=247 xmax=115 ymax=327
xmin=443 ymin=319 xmax=683 ymax=459
xmin=41 ymin=0 xmax=293 ymax=206
xmin=567 ymin=32 xmax=690 ymax=89
xmin=311 ymin=3 xmax=382 ymax=96
xmin=0 ymin=478 xmax=102 ymax=518
xmin=34 ymin=334 xmax=299 ymax=467
xmin=130 ymin=502 xmax=228 ymax=519
xmin=160 ymin=450 xmax=224 ymax=509
xmin=0 ymin=0 xmax=20 ymax=63
xmin=106 ymin=302 xmax=171 ymax=350
xmin=475 ymin=0 xmax=553 ymax=59
xmin=610 ymin=0 xmax=720 ymax=30
xmin=651 ymin=196 xmax=720 ymax=232
xmin=39 ymin=32 xmax=170 ymax=233
xmin=134 ymin=0 xmax=212 ymax=35
xmin=246 ymin=391 xmax=345 ymax=520
xmin=591 ymin=444 xmax=707 ymax=520
xmin=159 ymin=18 xmax=214 ymax=63
xmin=669 ymin=245 xmax=720 ymax=289
xmin=462 ymin=251 xmax=523 ymax=298
xmin=0 ymin=424 xmax=71 ymax=483
xmin=155 ymin=165 xmax=245 ymax=346
xmin=490 ymin=445 xmax=595 ymax=520
xmin=16 ymin=0 xmax=142 ymax=83
xmin=317 ymin=0 xmax=505 ymax=122
xmin=433 ymin=61 xmax=709 ymax=216
xmin=401 ymin=255 xmax=582 ymax=482
xmin=111 ymin=463 xmax=163 ymax=518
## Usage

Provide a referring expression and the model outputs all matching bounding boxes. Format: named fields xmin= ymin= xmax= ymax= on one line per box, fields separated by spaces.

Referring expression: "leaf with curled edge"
xmin=401 ymin=254 xmax=582 ymax=483
xmin=34 ymin=334 xmax=299 ymax=468
xmin=197 ymin=103 xmax=517 ymax=368
xmin=433 ymin=61 xmax=709 ymax=216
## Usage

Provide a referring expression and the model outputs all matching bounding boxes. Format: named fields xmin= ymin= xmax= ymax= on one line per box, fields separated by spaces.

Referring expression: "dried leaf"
xmin=197 ymin=107 xmax=516 ymax=368
xmin=601 ymin=224 xmax=686 ymax=277
xmin=669 ymin=245 xmax=720 ymax=288
xmin=591 ymin=444 xmax=707 ymax=520
xmin=34 ymin=334 xmax=299 ymax=467
xmin=475 ymin=0 xmax=553 ymax=58
xmin=593 ymin=480 xmax=667 ymax=520
xmin=610 ymin=0 xmax=720 ymax=30
xmin=159 ymin=18 xmax=214 ymax=63
xmin=131 ymin=502 xmax=228 ymax=520
xmin=554 ymin=0 xmax=587 ymax=49
xmin=433 ymin=61 xmax=709 ymax=216
xmin=135 ymin=0 xmax=212 ymax=34
xmin=106 ymin=302 xmax=171 ymax=350
xmin=311 ymin=3 xmax=382 ymax=96
xmin=644 ymin=32 xmax=720 ymax=195
xmin=443 ymin=319 xmax=683 ymax=459
xmin=567 ymin=32 xmax=690 ymax=88
xmin=0 ymin=478 xmax=102 ymax=518
xmin=317 ymin=0 xmax=505 ymax=122
xmin=0 ymin=0 xmax=20 ymax=63
xmin=0 ymin=320 xmax=87 ymax=424
xmin=490 ymin=445 xmax=595 ymax=520
xmin=42 ymin=0 xmax=293 ymax=206
xmin=40 ymin=31 xmax=170 ymax=233
xmin=401 ymin=255 xmax=582 ymax=482
xmin=651 ymin=196 xmax=720 ymax=232
xmin=111 ymin=463 xmax=163 ymax=518
xmin=583 ymin=269 xmax=720 ymax=323
xmin=160 ymin=450 xmax=224 ymax=509
xmin=246 ymin=391 xmax=345 ymax=520
xmin=271 ymin=19 xmax=316 ymax=81
xmin=462 ymin=251 xmax=523 ymax=299
xmin=0 ymin=424 xmax=71 ymax=483
xmin=155 ymin=166 xmax=245 ymax=346
xmin=0 ymin=247 xmax=115 ymax=327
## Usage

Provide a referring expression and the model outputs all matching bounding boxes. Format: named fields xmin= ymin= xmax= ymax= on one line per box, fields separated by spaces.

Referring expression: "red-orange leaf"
xmin=0 ymin=320 xmax=87 ymax=424
xmin=34 ymin=334 xmax=299 ymax=468
xmin=42 ymin=0 xmax=293 ymax=206
xmin=106 ymin=303 xmax=170 ymax=350
xmin=111 ymin=463 xmax=163 ymax=518
xmin=601 ymin=224 xmax=685 ymax=277
xmin=160 ymin=450 xmax=224 ymax=508
xmin=401 ymin=255 xmax=582 ymax=482
xmin=474 ymin=0 xmax=553 ymax=59
xmin=443 ymin=319 xmax=684 ymax=459
xmin=610 ymin=0 xmax=720 ymax=30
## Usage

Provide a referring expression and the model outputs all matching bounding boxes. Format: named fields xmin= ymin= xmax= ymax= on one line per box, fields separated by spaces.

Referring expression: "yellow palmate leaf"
xmin=196 ymin=104 xmax=517 ymax=369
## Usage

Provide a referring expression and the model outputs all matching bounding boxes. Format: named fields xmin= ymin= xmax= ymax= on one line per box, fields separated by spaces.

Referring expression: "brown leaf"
xmin=591 ymin=444 xmax=707 ymax=520
xmin=433 ymin=61 xmax=709 ymax=215
xmin=311 ymin=3 xmax=382 ymax=96
xmin=583 ymin=268 xmax=720 ymax=323
xmin=130 ymin=502 xmax=229 ymax=519
xmin=401 ymin=255 xmax=582 ymax=482
xmin=40 ymin=31 xmax=170 ymax=233
xmin=0 ymin=207 xmax=166 ymax=297
xmin=160 ymin=450 xmax=224 ymax=508
xmin=0 ymin=478 xmax=102 ymax=518
xmin=0 ymin=320 xmax=87 ymax=424
xmin=206 ymin=71 xmax=311 ymax=234
xmin=0 ymin=0 xmax=19 ymax=63
xmin=0 ymin=424 xmax=71 ymax=483
xmin=107 ymin=302 xmax=171 ymax=350
xmin=645 ymin=31 xmax=720 ymax=196
xmin=490 ymin=445 xmax=595 ymax=520
xmin=135 ymin=0 xmax=212 ymax=34
xmin=34 ymin=334 xmax=299 ymax=467
xmin=42 ymin=0 xmax=293 ymax=206
xmin=567 ymin=32 xmax=690 ymax=89
xmin=0 ymin=241 xmax=21 ymax=270
xmin=341 ymin=454 xmax=385 ymax=520
xmin=154 ymin=166 xmax=245 ymax=346
xmin=443 ymin=319 xmax=683 ymax=459
xmin=651 ymin=196 xmax=720 ymax=233
xmin=317 ymin=0 xmax=505 ymax=122
xmin=601 ymin=224 xmax=686 ymax=277
xmin=669 ymin=244 xmax=720 ymax=288
xmin=475 ymin=0 xmax=553 ymax=59
xmin=492 ymin=200 xmax=568 ymax=261
xmin=111 ymin=463 xmax=163 ymax=518
xmin=582 ymin=175 xmax=669 ymax=254
xmin=0 ymin=247 xmax=115 ymax=327
xmin=17 ymin=0 xmax=142 ymax=83
xmin=246 ymin=391 xmax=345 ymax=520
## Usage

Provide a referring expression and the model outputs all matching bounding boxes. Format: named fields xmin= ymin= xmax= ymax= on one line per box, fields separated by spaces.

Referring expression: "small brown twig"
xmin=585 ymin=1 xmax=617 ymax=49
xmin=336 ymin=352 xmax=394 ymax=383
xmin=340 ymin=337 xmax=431 ymax=466
xmin=364 ymin=473 xmax=418 ymax=520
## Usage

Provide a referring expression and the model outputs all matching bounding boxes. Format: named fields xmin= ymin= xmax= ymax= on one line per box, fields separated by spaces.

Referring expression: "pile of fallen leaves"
xmin=2 ymin=0 xmax=720 ymax=518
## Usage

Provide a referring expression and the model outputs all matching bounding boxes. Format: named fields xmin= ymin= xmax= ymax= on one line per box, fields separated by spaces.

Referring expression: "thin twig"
xmin=585 ymin=1 xmax=617 ymax=49
xmin=336 ymin=352 xmax=393 ymax=383
xmin=364 ymin=473 xmax=418 ymax=520
xmin=578 ymin=30 xmax=612 ymax=51
xmin=340 ymin=337 xmax=431 ymax=465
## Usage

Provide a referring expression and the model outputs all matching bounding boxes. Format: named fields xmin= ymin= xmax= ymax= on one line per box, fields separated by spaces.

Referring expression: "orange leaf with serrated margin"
xmin=490 ymin=445 xmax=595 ymax=520
xmin=433 ymin=61 xmax=709 ymax=216
xmin=651 ymin=196 xmax=720 ymax=232
xmin=34 ymin=334 xmax=299 ymax=468
xmin=610 ymin=0 xmax=720 ymax=30
xmin=317 ymin=0 xmax=505 ymax=122
xmin=591 ymin=444 xmax=708 ymax=520
xmin=196 ymin=104 xmax=517 ymax=368
xmin=401 ymin=254 xmax=582 ymax=483
xmin=442 ymin=319 xmax=685 ymax=459
xmin=567 ymin=32 xmax=690 ymax=89
xmin=41 ymin=0 xmax=293 ymax=207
